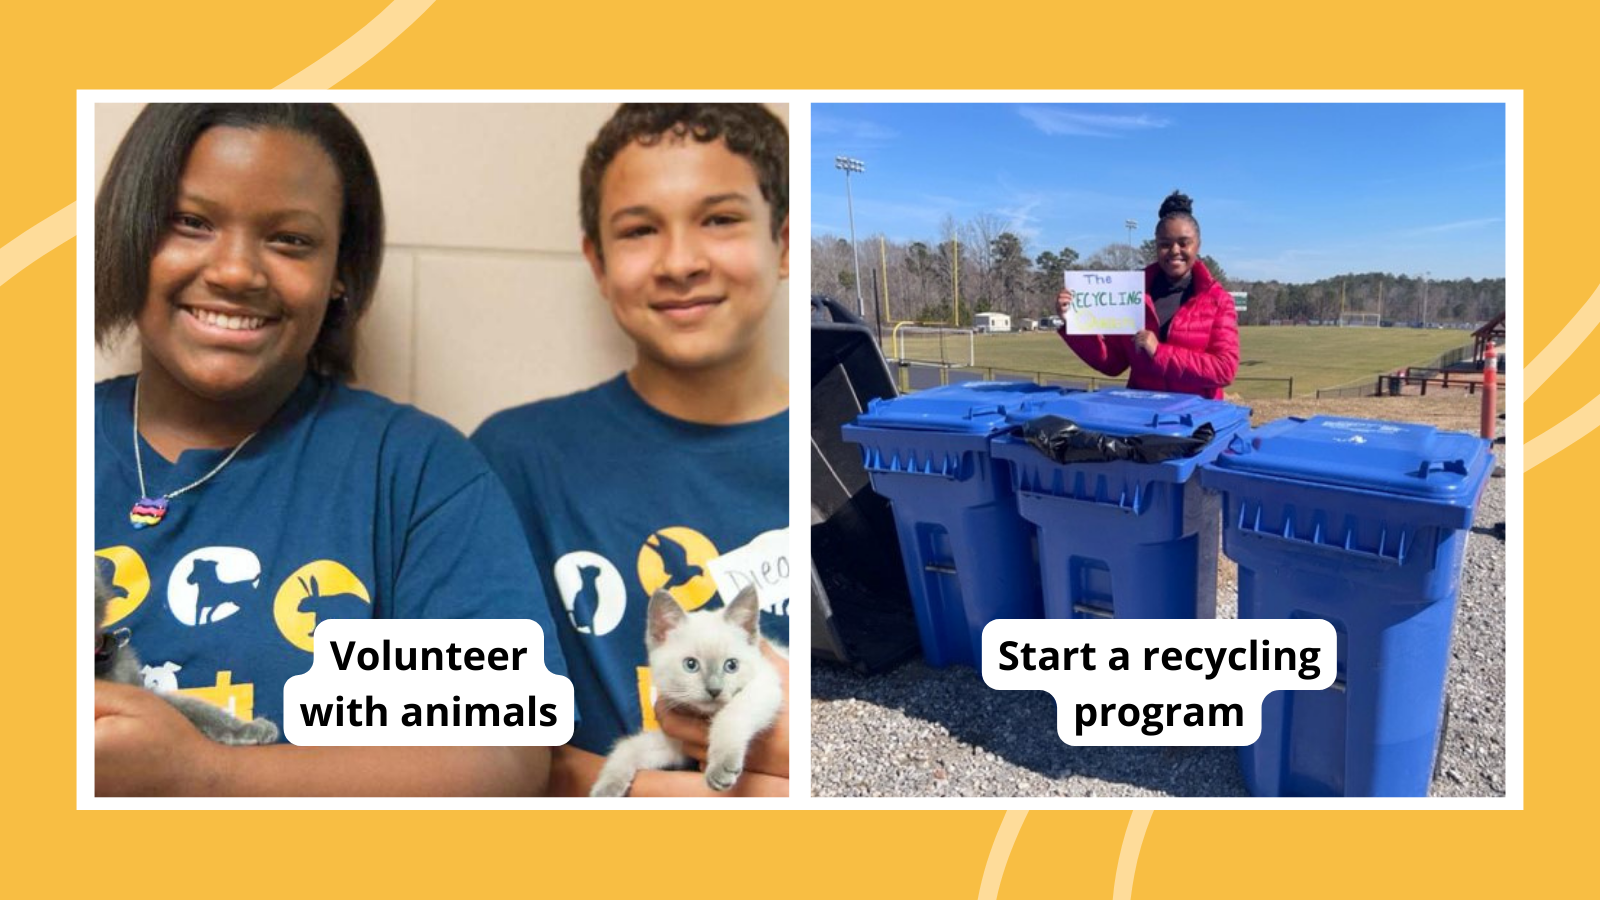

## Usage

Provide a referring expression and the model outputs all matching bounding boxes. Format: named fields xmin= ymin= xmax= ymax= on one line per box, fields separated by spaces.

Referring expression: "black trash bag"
xmin=1021 ymin=414 xmax=1217 ymax=464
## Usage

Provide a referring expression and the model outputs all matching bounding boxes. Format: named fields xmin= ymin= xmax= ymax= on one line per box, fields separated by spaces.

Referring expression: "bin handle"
xmin=1147 ymin=412 xmax=1195 ymax=429
xmin=1222 ymin=417 xmax=1305 ymax=457
xmin=1413 ymin=459 xmax=1469 ymax=479
xmin=1015 ymin=483 xmax=1147 ymax=514
xmin=1234 ymin=503 xmax=1407 ymax=566
xmin=859 ymin=446 xmax=975 ymax=481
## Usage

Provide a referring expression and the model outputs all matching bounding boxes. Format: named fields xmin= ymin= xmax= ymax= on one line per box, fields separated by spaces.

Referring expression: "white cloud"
xmin=1016 ymin=106 xmax=1171 ymax=137
xmin=813 ymin=115 xmax=898 ymax=147
xmin=1397 ymin=217 xmax=1503 ymax=237
xmin=1226 ymin=248 xmax=1338 ymax=282
xmin=996 ymin=195 xmax=1045 ymax=243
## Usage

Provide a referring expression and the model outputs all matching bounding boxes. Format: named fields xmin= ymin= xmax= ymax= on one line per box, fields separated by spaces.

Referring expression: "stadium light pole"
xmin=1125 ymin=219 xmax=1138 ymax=254
xmin=836 ymin=156 xmax=867 ymax=316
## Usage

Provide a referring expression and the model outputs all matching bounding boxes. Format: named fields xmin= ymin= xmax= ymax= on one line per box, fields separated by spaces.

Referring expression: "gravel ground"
xmin=811 ymin=393 xmax=1508 ymax=797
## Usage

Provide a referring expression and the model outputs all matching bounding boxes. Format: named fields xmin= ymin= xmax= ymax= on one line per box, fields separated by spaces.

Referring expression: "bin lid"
xmin=854 ymin=382 xmax=1068 ymax=435
xmin=1007 ymin=387 xmax=1251 ymax=437
xmin=1206 ymin=416 xmax=1493 ymax=501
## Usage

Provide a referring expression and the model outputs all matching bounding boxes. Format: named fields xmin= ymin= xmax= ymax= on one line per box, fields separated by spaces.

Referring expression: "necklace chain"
xmin=133 ymin=376 xmax=259 ymax=503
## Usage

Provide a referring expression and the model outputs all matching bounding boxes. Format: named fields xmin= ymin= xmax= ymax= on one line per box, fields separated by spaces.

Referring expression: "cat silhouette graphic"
xmin=95 ymin=556 xmax=128 ymax=603
xmin=187 ymin=558 xmax=252 ymax=624
xmin=647 ymin=531 xmax=703 ymax=590
xmin=295 ymin=575 xmax=370 ymax=639
xmin=571 ymin=564 xmax=603 ymax=631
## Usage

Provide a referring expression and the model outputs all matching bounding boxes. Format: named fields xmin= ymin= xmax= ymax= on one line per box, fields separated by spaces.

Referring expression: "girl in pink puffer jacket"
xmin=1057 ymin=191 xmax=1239 ymax=400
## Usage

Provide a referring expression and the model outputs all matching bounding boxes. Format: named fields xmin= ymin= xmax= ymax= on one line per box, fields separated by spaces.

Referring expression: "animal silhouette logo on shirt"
xmin=572 ymin=565 xmax=603 ymax=630
xmin=648 ymin=531 xmax=703 ymax=590
xmin=92 ymin=546 xmax=150 ymax=627
xmin=637 ymin=526 xmax=720 ymax=611
xmin=552 ymin=550 xmax=627 ymax=636
xmin=295 ymin=575 xmax=372 ymax=639
xmin=96 ymin=556 xmax=127 ymax=603
xmin=166 ymin=547 xmax=261 ymax=627
xmin=271 ymin=560 xmax=372 ymax=652
xmin=140 ymin=660 xmax=182 ymax=692
xmin=188 ymin=559 xmax=254 ymax=624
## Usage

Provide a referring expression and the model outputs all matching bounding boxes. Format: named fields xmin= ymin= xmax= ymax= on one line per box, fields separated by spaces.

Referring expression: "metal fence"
xmin=895 ymin=362 xmax=1295 ymax=398
xmin=1313 ymin=341 xmax=1484 ymax=399
xmin=1313 ymin=380 xmax=1380 ymax=399
xmin=1339 ymin=369 xmax=1506 ymax=400
xmin=887 ymin=335 xmax=1489 ymax=402
xmin=1421 ymin=344 xmax=1475 ymax=370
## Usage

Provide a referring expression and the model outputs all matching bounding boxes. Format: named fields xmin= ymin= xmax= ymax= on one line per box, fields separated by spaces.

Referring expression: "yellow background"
xmin=18 ymin=2 xmax=1560 ymax=895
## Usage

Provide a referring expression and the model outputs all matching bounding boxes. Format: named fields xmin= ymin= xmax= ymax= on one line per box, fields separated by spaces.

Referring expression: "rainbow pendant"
xmin=130 ymin=496 xmax=168 ymax=529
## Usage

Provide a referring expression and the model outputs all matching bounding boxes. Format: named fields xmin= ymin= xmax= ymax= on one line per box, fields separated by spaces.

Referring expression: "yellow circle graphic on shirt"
xmin=94 ymin=546 xmax=149 ymax=627
xmin=273 ymin=561 xmax=371 ymax=653
xmin=636 ymin=526 xmax=719 ymax=610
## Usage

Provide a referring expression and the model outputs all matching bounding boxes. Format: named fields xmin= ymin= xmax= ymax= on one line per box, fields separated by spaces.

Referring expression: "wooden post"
xmin=1482 ymin=344 xmax=1498 ymax=439
xmin=951 ymin=237 xmax=960 ymax=327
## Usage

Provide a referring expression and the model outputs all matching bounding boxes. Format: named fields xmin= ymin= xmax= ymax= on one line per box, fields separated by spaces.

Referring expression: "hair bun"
xmin=1159 ymin=190 xmax=1194 ymax=218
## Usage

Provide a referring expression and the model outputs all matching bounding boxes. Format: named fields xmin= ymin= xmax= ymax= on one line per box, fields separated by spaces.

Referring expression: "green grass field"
xmin=887 ymin=326 xmax=1474 ymax=399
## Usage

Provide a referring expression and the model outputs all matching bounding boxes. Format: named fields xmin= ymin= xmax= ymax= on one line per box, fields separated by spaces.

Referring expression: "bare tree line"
xmin=812 ymin=217 xmax=1505 ymax=329
xmin=1227 ymin=274 xmax=1505 ymax=327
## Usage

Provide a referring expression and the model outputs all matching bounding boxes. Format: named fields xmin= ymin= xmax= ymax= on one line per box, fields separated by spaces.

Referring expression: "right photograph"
xmin=809 ymin=101 xmax=1508 ymax=798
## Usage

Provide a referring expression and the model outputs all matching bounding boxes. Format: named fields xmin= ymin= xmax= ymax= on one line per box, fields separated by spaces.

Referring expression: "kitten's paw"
xmin=217 ymin=719 xmax=279 ymax=746
xmin=706 ymin=761 xmax=743 ymax=792
xmin=590 ymin=774 xmax=632 ymax=798
xmin=246 ymin=718 xmax=280 ymax=745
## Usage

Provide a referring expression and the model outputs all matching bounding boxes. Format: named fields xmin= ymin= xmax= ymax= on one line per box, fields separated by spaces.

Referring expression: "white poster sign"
xmin=1064 ymin=271 xmax=1145 ymax=335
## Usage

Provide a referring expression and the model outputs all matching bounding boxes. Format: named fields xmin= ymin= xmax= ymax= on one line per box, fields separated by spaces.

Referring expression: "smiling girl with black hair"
xmin=1055 ymin=190 xmax=1240 ymax=399
xmin=93 ymin=103 xmax=567 ymax=796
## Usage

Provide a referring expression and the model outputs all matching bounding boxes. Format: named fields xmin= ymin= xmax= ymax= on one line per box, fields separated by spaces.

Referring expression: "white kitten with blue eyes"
xmin=590 ymin=585 xmax=784 ymax=797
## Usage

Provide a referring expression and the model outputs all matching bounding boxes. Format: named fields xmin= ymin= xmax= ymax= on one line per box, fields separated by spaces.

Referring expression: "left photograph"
xmin=90 ymin=101 xmax=791 ymax=798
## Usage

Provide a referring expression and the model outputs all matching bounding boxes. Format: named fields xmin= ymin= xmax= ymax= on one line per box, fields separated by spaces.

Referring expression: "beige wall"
xmin=93 ymin=103 xmax=789 ymax=434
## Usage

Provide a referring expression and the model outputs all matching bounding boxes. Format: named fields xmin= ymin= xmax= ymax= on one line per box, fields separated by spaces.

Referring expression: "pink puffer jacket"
xmin=1059 ymin=259 xmax=1240 ymax=399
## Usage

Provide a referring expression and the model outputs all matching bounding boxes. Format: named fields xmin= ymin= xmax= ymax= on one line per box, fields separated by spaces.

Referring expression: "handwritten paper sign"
xmin=1064 ymin=271 xmax=1145 ymax=335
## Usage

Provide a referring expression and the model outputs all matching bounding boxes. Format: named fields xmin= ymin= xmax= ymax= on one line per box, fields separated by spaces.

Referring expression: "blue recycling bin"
xmin=991 ymin=388 xmax=1251 ymax=621
xmin=1200 ymin=416 xmax=1493 ymax=797
xmin=842 ymin=382 xmax=1061 ymax=667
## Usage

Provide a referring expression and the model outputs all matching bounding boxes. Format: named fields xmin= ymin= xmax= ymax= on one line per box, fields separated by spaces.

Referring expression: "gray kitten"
xmin=591 ymin=585 xmax=784 ymax=797
xmin=94 ymin=566 xmax=279 ymax=745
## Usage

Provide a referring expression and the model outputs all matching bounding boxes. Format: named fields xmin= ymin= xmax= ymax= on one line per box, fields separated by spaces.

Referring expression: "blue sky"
xmin=812 ymin=103 xmax=1507 ymax=283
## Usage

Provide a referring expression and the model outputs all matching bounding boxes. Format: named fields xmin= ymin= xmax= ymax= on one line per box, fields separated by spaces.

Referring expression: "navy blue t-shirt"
xmin=94 ymin=374 xmax=568 ymax=736
xmin=473 ymin=375 xmax=789 ymax=755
